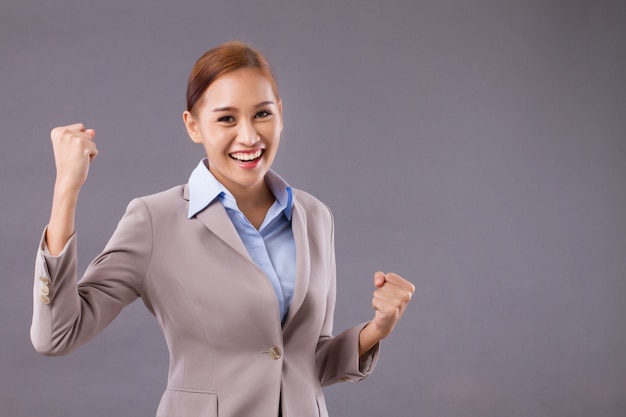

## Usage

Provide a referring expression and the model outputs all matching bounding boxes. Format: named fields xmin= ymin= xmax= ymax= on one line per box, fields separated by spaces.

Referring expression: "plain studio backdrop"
xmin=1 ymin=1 xmax=625 ymax=416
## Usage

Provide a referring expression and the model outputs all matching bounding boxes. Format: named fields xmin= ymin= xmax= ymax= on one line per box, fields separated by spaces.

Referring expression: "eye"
xmin=217 ymin=115 xmax=235 ymax=123
xmin=255 ymin=110 xmax=272 ymax=119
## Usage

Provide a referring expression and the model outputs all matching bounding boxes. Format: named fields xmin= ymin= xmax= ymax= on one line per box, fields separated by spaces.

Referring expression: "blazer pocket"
xmin=316 ymin=392 xmax=329 ymax=417
xmin=156 ymin=388 xmax=218 ymax=417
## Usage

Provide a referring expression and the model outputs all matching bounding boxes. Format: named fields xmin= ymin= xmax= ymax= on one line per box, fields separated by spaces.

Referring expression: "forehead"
xmin=202 ymin=67 xmax=277 ymax=107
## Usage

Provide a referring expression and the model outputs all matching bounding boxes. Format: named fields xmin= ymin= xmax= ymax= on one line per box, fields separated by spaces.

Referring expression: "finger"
xmin=87 ymin=146 xmax=99 ymax=162
xmin=372 ymin=291 xmax=397 ymax=309
xmin=374 ymin=281 xmax=412 ymax=302
xmin=381 ymin=272 xmax=415 ymax=293
xmin=374 ymin=278 xmax=414 ymax=305
xmin=371 ymin=295 xmax=403 ymax=319
xmin=374 ymin=286 xmax=413 ymax=307
xmin=374 ymin=271 xmax=386 ymax=288
xmin=51 ymin=125 xmax=95 ymax=145
xmin=61 ymin=122 xmax=86 ymax=132
xmin=51 ymin=123 xmax=85 ymax=138
xmin=84 ymin=128 xmax=96 ymax=139
xmin=65 ymin=122 xmax=86 ymax=130
xmin=373 ymin=283 xmax=412 ymax=304
xmin=83 ymin=139 xmax=98 ymax=159
xmin=371 ymin=294 xmax=393 ymax=314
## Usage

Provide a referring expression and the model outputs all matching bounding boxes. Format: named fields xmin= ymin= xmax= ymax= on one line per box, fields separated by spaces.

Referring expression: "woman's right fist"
xmin=50 ymin=123 xmax=98 ymax=191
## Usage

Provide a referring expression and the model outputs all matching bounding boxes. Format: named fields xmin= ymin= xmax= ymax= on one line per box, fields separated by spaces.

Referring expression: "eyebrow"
xmin=212 ymin=101 xmax=276 ymax=112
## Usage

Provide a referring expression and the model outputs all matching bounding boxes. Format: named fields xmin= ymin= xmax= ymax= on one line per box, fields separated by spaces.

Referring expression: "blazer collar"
xmin=183 ymin=184 xmax=252 ymax=263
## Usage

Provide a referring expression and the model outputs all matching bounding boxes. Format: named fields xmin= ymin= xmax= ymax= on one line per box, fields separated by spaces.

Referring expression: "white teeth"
xmin=230 ymin=150 xmax=263 ymax=161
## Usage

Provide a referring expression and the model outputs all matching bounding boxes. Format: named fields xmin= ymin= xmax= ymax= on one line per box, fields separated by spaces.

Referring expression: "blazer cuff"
xmin=355 ymin=321 xmax=380 ymax=376
xmin=320 ymin=321 xmax=380 ymax=386
xmin=34 ymin=227 xmax=77 ymax=308
xmin=39 ymin=226 xmax=76 ymax=261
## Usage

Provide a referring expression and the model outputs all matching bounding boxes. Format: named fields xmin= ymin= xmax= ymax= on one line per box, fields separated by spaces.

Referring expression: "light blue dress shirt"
xmin=187 ymin=159 xmax=296 ymax=324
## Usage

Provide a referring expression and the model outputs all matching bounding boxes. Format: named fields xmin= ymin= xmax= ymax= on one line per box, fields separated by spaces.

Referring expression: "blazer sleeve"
xmin=30 ymin=198 xmax=153 ymax=355
xmin=314 ymin=205 xmax=380 ymax=386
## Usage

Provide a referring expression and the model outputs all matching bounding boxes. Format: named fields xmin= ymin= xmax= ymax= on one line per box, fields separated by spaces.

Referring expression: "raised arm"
xmin=31 ymin=126 xmax=151 ymax=355
xmin=46 ymin=123 xmax=98 ymax=255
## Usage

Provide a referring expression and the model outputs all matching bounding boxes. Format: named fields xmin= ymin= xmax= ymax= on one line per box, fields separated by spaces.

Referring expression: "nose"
xmin=237 ymin=121 xmax=260 ymax=146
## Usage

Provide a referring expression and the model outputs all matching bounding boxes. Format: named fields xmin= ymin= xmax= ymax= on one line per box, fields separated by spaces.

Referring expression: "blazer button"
xmin=41 ymin=295 xmax=51 ymax=305
xmin=41 ymin=285 xmax=50 ymax=296
xmin=268 ymin=347 xmax=282 ymax=360
xmin=39 ymin=276 xmax=50 ymax=285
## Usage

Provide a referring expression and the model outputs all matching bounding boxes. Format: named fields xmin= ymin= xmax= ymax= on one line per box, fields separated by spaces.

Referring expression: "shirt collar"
xmin=187 ymin=158 xmax=293 ymax=220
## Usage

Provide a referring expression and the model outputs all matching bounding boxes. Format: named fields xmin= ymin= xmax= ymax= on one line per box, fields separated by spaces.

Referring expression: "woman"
xmin=31 ymin=42 xmax=414 ymax=417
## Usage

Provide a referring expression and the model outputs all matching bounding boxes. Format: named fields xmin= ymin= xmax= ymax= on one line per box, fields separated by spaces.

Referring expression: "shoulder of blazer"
xmin=292 ymin=188 xmax=335 ymax=236
xmin=134 ymin=184 xmax=187 ymax=214
xmin=292 ymin=188 xmax=333 ymax=219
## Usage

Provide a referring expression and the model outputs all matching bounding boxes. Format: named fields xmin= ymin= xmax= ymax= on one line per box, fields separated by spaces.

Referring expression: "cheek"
xmin=201 ymin=127 xmax=230 ymax=147
xmin=260 ymin=121 xmax=282 ymax=140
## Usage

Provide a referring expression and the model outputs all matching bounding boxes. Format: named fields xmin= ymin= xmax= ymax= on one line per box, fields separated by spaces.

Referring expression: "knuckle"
xmin=60 ymin=127 xmax=72 ymax=140
xmin=51 ymin=126 xmax=68 ymax=140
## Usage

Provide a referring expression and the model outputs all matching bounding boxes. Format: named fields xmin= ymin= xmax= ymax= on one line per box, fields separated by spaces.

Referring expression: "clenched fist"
xmin=50 ymin=123 xmax=98 ymax=191
xmin=359 ymin=271 xmax=415 ymax=356
xmin=371 ymin=272 xmax=415 ymax=337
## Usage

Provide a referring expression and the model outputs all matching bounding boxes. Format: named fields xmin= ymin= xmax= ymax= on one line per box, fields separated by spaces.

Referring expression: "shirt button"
xmin=268 ymin=347 xmax=282 ymax=360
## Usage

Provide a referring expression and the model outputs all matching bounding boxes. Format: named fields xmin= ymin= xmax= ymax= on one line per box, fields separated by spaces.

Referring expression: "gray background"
xmin=1 ymin=0 xmax=625 ymax=416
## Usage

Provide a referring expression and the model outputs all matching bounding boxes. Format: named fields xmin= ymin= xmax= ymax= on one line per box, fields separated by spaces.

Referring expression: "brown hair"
xmin=186 ymin=41 xmax=279 ymax=114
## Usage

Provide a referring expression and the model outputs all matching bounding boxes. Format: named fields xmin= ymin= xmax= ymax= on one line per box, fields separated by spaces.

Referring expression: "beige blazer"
xmin=31 ymin=184 xmax=379 ymax=417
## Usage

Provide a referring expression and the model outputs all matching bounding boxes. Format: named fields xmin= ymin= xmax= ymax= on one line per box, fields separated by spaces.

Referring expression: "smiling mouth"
xmin=230 ymin=149 xmax=263 ymax=162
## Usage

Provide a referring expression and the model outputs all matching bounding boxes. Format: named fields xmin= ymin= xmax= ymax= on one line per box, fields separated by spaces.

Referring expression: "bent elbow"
xmin=30 ymin=325 xmax=69 ymax=356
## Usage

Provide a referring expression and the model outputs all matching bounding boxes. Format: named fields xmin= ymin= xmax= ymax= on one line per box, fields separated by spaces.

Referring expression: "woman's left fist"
xmin=370 ymin=272 xmax=415 ymax=338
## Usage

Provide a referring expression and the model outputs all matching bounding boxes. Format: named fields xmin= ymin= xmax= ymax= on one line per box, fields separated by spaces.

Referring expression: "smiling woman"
xmin=30 ymin=41 xmax=415 ymax=417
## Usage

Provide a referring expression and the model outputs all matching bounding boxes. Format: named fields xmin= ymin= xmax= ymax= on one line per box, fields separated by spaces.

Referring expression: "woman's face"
xmin=184 ymin=67 xmax=283 ymax=197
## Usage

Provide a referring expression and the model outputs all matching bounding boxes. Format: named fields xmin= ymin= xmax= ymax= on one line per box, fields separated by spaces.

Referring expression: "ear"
xmin=277 ymin=99 xmax=283 ymax=132
xmin=183 ymin=111 xmax=203 ymax=144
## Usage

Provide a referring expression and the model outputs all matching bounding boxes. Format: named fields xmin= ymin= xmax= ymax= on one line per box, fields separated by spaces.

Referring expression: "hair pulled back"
xmin=186 ymin=41 xmax=279 ymax=115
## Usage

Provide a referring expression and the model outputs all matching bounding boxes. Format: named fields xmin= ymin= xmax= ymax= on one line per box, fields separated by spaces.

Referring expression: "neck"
xmin=229 ymin=181 xmax=275 ymax=230
xmin=231 ymin=181 xmax=274 ymax=209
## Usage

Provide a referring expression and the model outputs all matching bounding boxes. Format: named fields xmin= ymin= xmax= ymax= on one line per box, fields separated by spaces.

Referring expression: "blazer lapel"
xmin=183 ymin=184 xmax=311 ymax=327
xmin=284 ymin=196 xmax=311 ymax=327
xmin=183 ymin=184 xmax=252 ymax=263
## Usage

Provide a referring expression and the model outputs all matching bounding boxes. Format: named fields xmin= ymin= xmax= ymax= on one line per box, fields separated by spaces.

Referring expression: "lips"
xmin=229 ymin=149 xmax=263 ymax=162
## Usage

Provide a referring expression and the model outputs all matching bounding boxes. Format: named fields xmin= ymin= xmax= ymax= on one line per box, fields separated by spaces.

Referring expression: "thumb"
xmin=374 ymin=271 xmax=386 ymax=288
